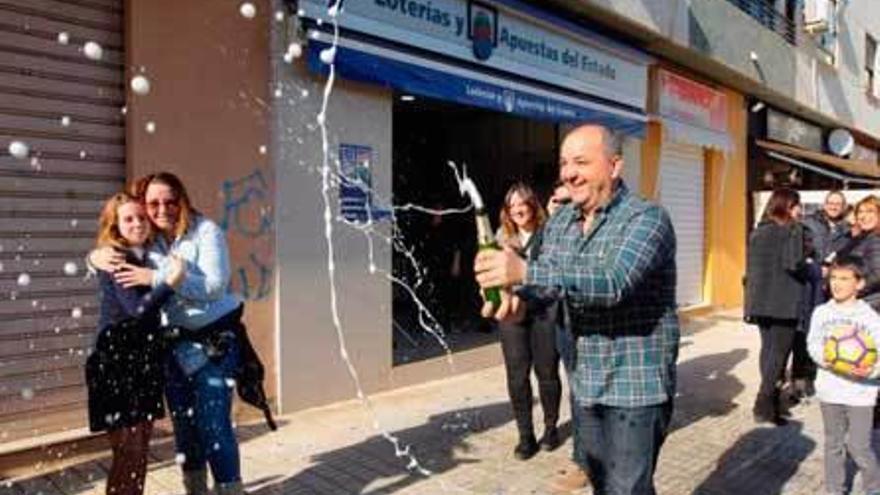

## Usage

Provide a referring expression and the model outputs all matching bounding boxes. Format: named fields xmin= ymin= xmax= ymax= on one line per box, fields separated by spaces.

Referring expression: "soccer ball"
xmin=823 ymin=324 xmax=878 ymax=376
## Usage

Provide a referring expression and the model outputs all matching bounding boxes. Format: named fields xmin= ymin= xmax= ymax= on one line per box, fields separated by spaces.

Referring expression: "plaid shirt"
xmin=524 ymin=182 xmax=679 ymax=408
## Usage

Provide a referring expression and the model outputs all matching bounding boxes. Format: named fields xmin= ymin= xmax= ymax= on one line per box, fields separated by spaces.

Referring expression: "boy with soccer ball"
xmin=808 ymin=255 xmax=880 ymax=495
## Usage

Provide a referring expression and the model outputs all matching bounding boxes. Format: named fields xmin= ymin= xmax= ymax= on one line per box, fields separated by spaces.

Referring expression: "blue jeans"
xmin=165 ymin=340 xmax=241 ymax=484
xmin=576 ymin=402 xmax=672 ymax=495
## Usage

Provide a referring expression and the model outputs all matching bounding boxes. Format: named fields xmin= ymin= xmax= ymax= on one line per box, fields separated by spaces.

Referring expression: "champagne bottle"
xmin=475 ymin=211 xmax=502 ymax=310
xmin=461 ymin=177 xmax=501 ymax=310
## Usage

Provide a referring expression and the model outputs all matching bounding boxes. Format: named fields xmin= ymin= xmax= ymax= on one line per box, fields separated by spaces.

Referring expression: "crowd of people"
xmin=475 ymin=124 xmax=880 ymax=495
xmin=82 ymin=124 xmax=880 ymax=495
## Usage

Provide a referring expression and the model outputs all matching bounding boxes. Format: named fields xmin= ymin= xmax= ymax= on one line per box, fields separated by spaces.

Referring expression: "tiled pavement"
xmin=0 ymin=310 xmax=863 ymax=494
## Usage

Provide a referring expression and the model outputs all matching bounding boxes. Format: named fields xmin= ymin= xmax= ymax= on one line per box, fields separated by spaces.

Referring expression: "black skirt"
xmin=85 ymin=319 xmax=166 ymax=432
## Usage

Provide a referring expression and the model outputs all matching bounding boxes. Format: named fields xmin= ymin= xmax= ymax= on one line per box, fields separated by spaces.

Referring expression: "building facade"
xmin=1 ymin=0 xmax=877 ymax=451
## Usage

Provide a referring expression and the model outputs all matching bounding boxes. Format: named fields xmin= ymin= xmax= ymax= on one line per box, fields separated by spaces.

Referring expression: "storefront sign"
xmin=308 ymin=37 xmax=646 ymax=134
xmin=656 ymin=69 xmax=727 ymax=133
xmin=301 ymin=0 xmax=648 ymax=110
xmin=767 ymin=108 xmax=824 ymax=152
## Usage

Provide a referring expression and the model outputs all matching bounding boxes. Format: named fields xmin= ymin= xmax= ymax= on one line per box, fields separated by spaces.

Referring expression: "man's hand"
xmin=474 ymin=247 xmax=527 ymax=289
xmin=480 ymin=289 xmax=525 ymax=324
xmin=114 ymin=264 xmax=155 ymax=288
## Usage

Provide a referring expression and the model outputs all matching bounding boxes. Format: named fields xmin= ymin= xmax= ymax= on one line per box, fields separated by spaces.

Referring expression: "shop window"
xmin=391 ymin=93 xmax=561 ymax=365
xmin=867 ymin=34 xmax=879 ymax=98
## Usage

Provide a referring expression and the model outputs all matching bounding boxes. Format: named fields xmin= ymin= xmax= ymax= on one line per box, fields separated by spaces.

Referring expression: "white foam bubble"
xmin=63 ymin=262 xmax=78 ymax=276
xmin=130 ymin=75 xmax=151 ymax=95
xmin=239 ymin=2 xmax=256 ymax=18
xmin=83 ymin=41 xmax=103 ymax=61
xmin=319 ymin=47 xmax=336 ymax=65
xmin=8 ymin=141 xmax=29 ymax=160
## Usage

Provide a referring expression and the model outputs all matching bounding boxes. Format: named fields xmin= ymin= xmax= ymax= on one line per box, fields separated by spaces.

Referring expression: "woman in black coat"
xmin=85 ymin=192 xmax=184 ymax=495
xmin=745 ymin=187 xmax=808 ymax=425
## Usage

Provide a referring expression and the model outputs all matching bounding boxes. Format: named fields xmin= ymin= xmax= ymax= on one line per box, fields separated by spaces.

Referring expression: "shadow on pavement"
xmin=693 ymin=420 xmax=815 ymax=495
xmin=0 ymin=419 xmax=284 ymax=495
xmin=249 ymin=400 xmax=532 ymax=495
xmin=672 ymin=348 xmax=748 ymax=432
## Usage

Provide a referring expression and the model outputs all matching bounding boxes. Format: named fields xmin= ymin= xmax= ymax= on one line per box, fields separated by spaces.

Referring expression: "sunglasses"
xmin=146 ymin=199 xmax=179 ymax=210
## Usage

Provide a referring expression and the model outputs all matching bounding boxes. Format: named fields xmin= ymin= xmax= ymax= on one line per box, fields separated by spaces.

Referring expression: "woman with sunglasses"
xmin=90 ymin=172 xmax=245 ymax=495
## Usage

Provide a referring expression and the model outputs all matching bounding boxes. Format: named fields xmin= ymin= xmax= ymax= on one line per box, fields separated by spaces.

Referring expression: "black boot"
xmin=539 ymin=426 xmax=560 ymax=451
xmin=753 ymin=392 xmax=787 ymax=426
xmin=514 ymin=433 xmax=538 ymax=460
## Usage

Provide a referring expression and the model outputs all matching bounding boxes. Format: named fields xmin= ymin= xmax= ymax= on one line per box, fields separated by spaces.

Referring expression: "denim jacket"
xmin=149 ymin=216 xmax=241 ymax=330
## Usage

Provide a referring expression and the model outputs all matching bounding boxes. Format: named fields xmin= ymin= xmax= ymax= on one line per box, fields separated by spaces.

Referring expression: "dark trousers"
xmin=577 ymin=402 xmax=673 ymax=495
xmin=755 ymin=320 xmax=797 ymax=416
xmin=791 ymin=330 xmax=816 ymax=381
xmin=499 ymin=320 xmax=561 ymax=437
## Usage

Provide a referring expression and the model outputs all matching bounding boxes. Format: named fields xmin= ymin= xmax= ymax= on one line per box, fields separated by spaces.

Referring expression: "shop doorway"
xmin=391 ymin=93 xmax=559 ymax=365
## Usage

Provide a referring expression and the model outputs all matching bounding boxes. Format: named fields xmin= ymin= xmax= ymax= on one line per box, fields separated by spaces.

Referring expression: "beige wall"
xmin=274 ymin=60 xmax=396 ymax=411
xmin=126 ymin=0 xmax=276 ymax=414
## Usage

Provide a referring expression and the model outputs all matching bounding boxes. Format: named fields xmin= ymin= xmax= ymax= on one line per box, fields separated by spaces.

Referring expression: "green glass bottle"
xmin=475 ymin=208 xmax=502 ymax=309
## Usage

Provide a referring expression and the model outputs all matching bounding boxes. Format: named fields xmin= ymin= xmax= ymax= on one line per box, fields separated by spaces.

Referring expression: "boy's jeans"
xmin=166 ymin=340 xmax=241 ymax=484
xmin=820 ymin=402 xmax=880 ymax=495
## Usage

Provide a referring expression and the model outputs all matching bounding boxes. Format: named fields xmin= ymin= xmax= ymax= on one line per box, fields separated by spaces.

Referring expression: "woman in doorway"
xmin=91 ymin=173 xmax=246 ymax=495
xmin=745 ymin=187 xmax=809 ymax=425
xmin=86 ymin=192 xmax=185 ymax=495
xmin=495 ymin=182 xmax=561 ymax=459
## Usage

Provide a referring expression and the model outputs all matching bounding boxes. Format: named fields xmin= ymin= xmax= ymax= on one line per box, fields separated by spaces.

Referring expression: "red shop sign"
xmin=657 ymin=69 xmax=728 ymax=133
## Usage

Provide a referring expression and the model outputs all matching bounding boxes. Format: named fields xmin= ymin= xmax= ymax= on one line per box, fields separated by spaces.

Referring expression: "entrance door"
xmin=659 ymin=142 xmax=705 ymax=307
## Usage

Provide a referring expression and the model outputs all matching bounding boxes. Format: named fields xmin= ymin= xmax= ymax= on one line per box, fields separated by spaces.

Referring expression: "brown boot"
xmin=550 ymin=461 xmax=589 ymax=492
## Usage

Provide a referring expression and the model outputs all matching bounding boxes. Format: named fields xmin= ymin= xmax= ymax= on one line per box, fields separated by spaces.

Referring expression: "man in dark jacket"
xmin=802 ymin=191 xmax=849 ymax=262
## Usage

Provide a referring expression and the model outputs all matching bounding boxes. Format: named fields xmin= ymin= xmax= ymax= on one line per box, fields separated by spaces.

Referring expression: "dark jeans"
xmin=755 ymin=320 xmax=797 ymax=416
xmin=499 ymin=319 xmax=561 ymax=437
xmin=576 ymin=402 xmax=673 ymax=495
xmin=166 ymin=339 xmax=241 ymax=484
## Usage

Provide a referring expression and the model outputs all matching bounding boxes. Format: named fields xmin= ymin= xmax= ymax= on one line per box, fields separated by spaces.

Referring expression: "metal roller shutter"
xmin=658 ymin=141 xmax=705 ymax=308
xmin=0 ymin=0 xmax=124 ymax=449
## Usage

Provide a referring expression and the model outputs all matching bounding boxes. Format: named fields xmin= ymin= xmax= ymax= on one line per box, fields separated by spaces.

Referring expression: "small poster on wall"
xmin=339 ymin=143 xmax=376 ymax=223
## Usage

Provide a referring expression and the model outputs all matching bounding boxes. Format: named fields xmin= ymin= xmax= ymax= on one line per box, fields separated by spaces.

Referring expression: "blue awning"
xmin=306 ymin=32 xmax=647 ymax=137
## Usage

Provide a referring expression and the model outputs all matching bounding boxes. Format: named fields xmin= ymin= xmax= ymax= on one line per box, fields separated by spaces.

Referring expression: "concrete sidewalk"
xmin=0 ymin=311 xmax=854 ymax=494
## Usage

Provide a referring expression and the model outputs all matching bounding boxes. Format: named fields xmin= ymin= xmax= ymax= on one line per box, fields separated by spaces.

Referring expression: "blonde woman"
xmin=86 ymin=192 xmax=185 ymax=495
